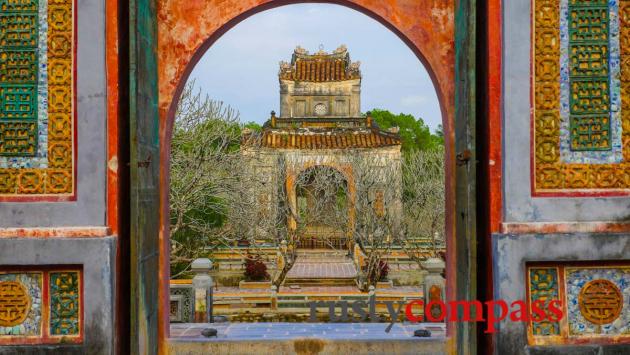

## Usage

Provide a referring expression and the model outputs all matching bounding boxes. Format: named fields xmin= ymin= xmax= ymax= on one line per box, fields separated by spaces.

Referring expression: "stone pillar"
xmin=191 ymin=258 xmax=213 ymax=323
xmin=270 ymin=285 xmax=278 ymax=310
xmin=421 ymin=258 xmax=446 ymax=321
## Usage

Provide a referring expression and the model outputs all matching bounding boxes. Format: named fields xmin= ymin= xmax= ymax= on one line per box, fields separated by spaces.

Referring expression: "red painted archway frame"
xmin=155 ymin=0 xmax=458 ymax=351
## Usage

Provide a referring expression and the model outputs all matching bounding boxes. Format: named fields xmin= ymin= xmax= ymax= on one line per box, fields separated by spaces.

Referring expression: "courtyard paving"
xmin=170 ymin=322 xmax=446 ymax=340
xmin=213 ymin=285 xmax=423 ymax=296
xmin=286 ymin=261 xmax=357 ymax=278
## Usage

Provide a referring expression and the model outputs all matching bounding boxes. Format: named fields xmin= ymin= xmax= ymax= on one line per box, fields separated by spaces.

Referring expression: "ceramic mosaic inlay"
xmin=578 ymin=279 xmax=623 ymax=325
xmin=532 ymin=0 xmax=630 ymax=194
xmin=0 ymin=268 xmax=81 ymax=345
xmin=0 ymin=272 xmax=42 ymax=337
xmin=528 ymin=263 xmax=630 ymax=345
xmin=0 ymin=0 xmax=39 ymax=157
xmin=49 ymin=271 xmax=79 ymax=336
xmin=0 ymin=0 xmax=74 ymax=198
xmin=566 ymin=267 xmax=629 ymax=336
xmin=170 ymin=284 xmax=195 ymax=323
xmin=528 ymin=267 xmax=561 ymax=336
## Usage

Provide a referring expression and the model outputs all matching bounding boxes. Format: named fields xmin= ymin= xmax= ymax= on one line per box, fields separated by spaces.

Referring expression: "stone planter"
xmin=239 ymin=280 xmax=272 ymax=289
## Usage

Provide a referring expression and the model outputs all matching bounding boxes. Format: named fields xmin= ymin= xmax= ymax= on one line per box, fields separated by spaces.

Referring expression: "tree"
xmin=169 ymin=82 xmax=254 ymax=277
xmin=397 ymin=147 xmax=446 ymax=263
xmin=243 ymin=121 xmax=263 ymax=132
xmin=369 ymin=109 xmax=443 ymax=151
xmin=347 ymin=152 xmax=401 ymax=291
xmin=236 ymin=153 xmax=350 ymax=287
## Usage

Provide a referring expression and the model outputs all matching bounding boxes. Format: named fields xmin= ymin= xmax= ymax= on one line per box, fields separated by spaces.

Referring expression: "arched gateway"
xmin=3 ymin=0 xmax=628 ymax=353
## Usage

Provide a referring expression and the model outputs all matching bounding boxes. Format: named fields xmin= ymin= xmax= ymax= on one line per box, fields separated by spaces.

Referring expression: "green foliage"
xmin=243 ymin=121 xmax=263 ymax=132
xmin=369 ymin=109 xmax=443 ymax=152
xmin=169 ymin=81 xmax=248 ymax=278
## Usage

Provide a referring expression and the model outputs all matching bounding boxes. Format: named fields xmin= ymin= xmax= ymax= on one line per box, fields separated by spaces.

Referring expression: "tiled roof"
xmin=281 ymin=59 xmax=359 ymax=82
xmin=279 ymin=45 xmax=360 ymax=82
xmin=244 ymin=129 xmax=401 ymax=149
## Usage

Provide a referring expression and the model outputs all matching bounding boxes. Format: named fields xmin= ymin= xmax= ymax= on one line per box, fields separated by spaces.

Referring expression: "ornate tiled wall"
xmin=0 ymin=0 xmax=75 ymax=198
xmin=532 ymin=0 xmax=630 ymax=195
xmin=527 ymin=263 xmax=629 ymax=345
xmin=170 ymin=283 xmax=195 ymax=323
xmin=0 ymin=267 xmax=82 ymax=345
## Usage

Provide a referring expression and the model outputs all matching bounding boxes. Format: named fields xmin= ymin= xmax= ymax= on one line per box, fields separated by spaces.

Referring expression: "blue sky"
xmin=187 ymin=3 xmax=441 ymax=131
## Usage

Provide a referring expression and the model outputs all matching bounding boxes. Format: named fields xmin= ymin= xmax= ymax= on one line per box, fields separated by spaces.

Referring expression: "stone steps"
xmin=285 ymin=251 xmax=358 ymax=287
xmin=283 ymin=278 xmax=357 ymax=287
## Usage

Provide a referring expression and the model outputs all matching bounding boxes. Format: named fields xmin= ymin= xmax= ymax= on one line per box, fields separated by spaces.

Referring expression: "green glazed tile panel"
xmin=0 ymin=0 xmax=39 ymax=157
xmin=49 ymin=271 xmax=79 ymax=336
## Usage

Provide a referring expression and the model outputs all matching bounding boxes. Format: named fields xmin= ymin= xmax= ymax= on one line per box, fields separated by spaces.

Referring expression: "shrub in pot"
xmin=244 ymin=255 xmax=269 ymax=281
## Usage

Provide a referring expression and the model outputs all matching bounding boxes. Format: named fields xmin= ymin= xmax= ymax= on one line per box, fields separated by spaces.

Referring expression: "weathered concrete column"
xmin=421 ymin=258 xmax=446 ymax=321
xmin=192 ymin=258 xmax=213 ymax=322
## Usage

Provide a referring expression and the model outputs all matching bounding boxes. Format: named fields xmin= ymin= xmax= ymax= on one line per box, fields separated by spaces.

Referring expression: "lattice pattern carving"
xmin=49 ymin=271 xmax=79 ymax=336
xmin=0 ymin=0 xmax=74 ymax=197
xmin=528 ymin=264 xmax=630 ymax=345
xmin=0 ymin=269 xmax=82 ymax=345
xmin=528 ymin=268 xmax=561 ymax=336
xmin=170 ymin=286 xmax=195 ymax=323
xmin=568 ymin=2 xmax=610 ymax=150
xmin=0 ymin=1 xmax=38 ymax=157
xmin=532 ymin=0 xmax=630 ymax=193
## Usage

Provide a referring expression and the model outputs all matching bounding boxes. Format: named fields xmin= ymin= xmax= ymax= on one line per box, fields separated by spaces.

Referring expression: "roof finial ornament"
xmin=334 ymin=44 xmax=347 ymax=53
xmin=316 ymin=44 xmax=326 ymax=55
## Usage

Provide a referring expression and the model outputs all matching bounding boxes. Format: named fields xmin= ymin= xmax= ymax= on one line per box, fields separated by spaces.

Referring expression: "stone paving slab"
xmin=171 ymin=322 xmax=446 ymax=340
xmin=286 ymin=262 xmax=357 ymax=279
xmin=213 ymin=285 xmax=423 ymax=296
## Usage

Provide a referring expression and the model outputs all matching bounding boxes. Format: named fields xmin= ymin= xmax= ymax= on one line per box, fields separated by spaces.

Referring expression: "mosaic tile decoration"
xmin=170 ymin=284 xmax=195 ymax=323
xmin=528 ymin=267 xmax=561 ymax=336
xmin=527 ymin=263 xmax=630 ymax=345
xmin=532 ymin=0 xmax=630 ymax=194
xmin=566 ymin=267 xmax=630 ymax=336
xmin=0 ymin=273 xmax=42 ymax=337
xmin=0 ymin=268 xmax=81 ymax=345
xmin=0 ymin=0 xmax=75 ymax=198
xmin=49 ymin=271 xmax=79 ymax=336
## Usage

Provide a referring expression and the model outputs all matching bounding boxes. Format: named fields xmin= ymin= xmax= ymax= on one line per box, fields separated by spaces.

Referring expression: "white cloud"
xmin=400 ymin=95 xmax=429 ymax=107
